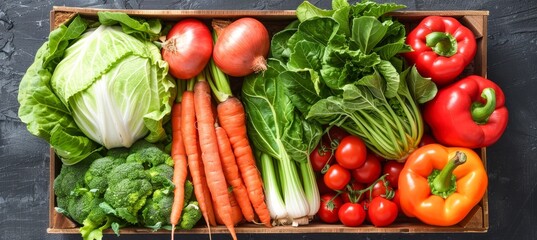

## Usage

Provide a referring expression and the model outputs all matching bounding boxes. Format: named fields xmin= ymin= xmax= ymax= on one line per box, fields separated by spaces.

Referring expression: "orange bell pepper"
xmin=398 ymin=144 xmax=487 ymax=226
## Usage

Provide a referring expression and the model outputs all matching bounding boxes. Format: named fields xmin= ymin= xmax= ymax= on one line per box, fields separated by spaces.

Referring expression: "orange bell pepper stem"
xmin=398 ymin=144 xmax=488 ymax=226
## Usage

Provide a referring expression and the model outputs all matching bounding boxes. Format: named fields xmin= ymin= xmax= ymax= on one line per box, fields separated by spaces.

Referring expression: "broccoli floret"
xmin=85 ymin=156 xmax=126 ymax=195
xmin=79 ymin=197 xmax=112 ymax=240
xmin=104 ymin=162 xmax=153 ymax=224
xmin=141 ymin=189 xmax=173 ymax=228
xmin=66 ymin=189 xmax=97 ymax=224
xmin=127 ymin=141 xmax=173 ymax=167
xmin=54 ymin=157 xmax=92 ymax=198
xmin=179 ymin=201 xmax=202 ymax=230
xmin=146 ymin=164 xmax=174 ymax=191
xmin=183 ymin=180 xmax=194 ymax=205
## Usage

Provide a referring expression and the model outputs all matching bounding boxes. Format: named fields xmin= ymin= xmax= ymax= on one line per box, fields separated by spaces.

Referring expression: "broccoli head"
xmin=141 ymin=189 xmax=173 ymax=228
xmin=54 ymin=156 xmax=93 ymax=199
xmin=66 ymin=189 xmax=97 ymax=224
xmin=104 ymin=162 xmax=153 ymax=224
xmin=179 ymin=201 xmax=202 ymax=230
xmin=127 ymin=141 xmax=173 ymax=167
xmin=84 ymin=156 xmax=125 ymax=195
xmin=146 ymin=164 xmax=174 ymax=192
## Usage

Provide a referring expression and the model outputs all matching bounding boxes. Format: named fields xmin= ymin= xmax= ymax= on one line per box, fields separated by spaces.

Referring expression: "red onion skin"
xmin=162 ymin=18 xmax=213 ymax=80
xmin=213 ymin=17 xmax=269 ymax=77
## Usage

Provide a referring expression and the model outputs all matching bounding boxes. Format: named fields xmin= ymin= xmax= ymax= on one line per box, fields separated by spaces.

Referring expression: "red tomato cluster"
xmin=311 ymin=127 xmax=407 ymax=227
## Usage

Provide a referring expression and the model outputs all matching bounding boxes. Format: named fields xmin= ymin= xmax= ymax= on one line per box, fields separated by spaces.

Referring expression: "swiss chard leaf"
xmin=280 ymin=70 xmax=323 ymax=115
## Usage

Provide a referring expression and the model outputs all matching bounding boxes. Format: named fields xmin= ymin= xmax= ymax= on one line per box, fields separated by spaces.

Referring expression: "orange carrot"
xmin=181 ymin=83 xmax=217 ymax=228
xmin=214 ymin=187 xmax=244 ymax=226
xmin=217 ymin=97 xmax=272 ymax=227
xmin=194 ymin=79 xmax=237 ymax=240
xmin=215 ymin=125 xmax=255 ymax=222
xmin=170 ymin=102 xmax=188 ymax=240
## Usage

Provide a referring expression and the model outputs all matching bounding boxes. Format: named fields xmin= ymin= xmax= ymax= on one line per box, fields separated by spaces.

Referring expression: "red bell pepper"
xmin=423 ymin=75 xmax=508 ymax=148
xmin=404 ymin=16 xmax=477 ymax=86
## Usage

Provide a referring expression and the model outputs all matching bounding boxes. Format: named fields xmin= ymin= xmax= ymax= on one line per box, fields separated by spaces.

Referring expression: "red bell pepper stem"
xmin=429 ymin=151 xmax=466 ymax=198
xmin=426 ymin=32 xmax=458 ymax=57
xmin=471 ymin=88 xmax=496 ymax=124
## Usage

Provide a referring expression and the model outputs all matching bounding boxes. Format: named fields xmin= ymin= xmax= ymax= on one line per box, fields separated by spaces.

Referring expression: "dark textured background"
xmin=1 ymin=0 xmax=536 ymax=240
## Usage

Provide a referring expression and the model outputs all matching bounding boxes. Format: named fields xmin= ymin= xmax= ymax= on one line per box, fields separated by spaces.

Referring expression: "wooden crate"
xmin=47 ymin=7 xmax=489 ymax=235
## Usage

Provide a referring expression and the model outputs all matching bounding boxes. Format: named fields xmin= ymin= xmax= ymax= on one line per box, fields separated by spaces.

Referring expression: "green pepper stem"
xmin=425 ymin=32 xmax=458 ymax=57
xmin=471 ymin=88 xmax=496 ymax=124
xmin=431 ymin=151 xmax=466 ymax=195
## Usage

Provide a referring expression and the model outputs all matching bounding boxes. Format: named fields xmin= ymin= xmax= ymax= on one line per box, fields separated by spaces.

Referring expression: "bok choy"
xmin=242 ymin=59 xmax=322 ymax=226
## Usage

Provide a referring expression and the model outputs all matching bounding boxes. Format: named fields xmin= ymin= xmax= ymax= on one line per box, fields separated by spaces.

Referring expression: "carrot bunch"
xmin=168 ymin=35 xmax=271 ymax=240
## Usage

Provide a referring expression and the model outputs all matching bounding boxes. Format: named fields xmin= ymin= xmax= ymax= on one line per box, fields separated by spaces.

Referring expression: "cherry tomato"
xmin=351 ymin=154 xmax=382 ymax=183
xmin=324 ymin=164 xmax=351 ymax=191
xmin=338 ymin=202 xmax=366 ymax=227
xmin=335 ymin=135 xmax=367 ymax=169
xmin=310 ymin=143 xmax=332 ymax=172
xmin=392 ymin=189 xmax=401 ymax=211
xmin=318 ymin=193 xmax=343 ymax=223
xmin=382 ymin=161 xmax=404 ymax=188
xmin=368 ymin=196 xmax=398 ymax=227
xmin=367 ymin=179 xmax=393 ymax=199
xmin=341 ymin=181 xmax=365 ymax=203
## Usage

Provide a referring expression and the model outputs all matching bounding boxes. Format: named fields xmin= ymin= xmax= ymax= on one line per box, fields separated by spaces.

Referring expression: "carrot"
xmin=214 ymin=187 xmax=244 ymax=226
xmin=181 ymin=79 xmax=217 ymax=228
xmin=217 ymin=97 xmax=272 ymax=227
xmin=194 ymin=79 xmax=237 ymax=240
xmin=215 ymin=125 xmax=255 ymax=222
xmin=170 ymin=101 xmax=188 ymax=240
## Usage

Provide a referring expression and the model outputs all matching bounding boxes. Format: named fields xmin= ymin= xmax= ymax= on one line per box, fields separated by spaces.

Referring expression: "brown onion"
xmin=212 ymin=17 xmax=269 ymax=77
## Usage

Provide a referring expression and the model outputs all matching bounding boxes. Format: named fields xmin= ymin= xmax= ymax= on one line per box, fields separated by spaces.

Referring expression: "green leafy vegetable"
xmin=18 ymin=13 xmax=175 ymax=165
xmin=242 ymin=59 xmax=322 ymax=225
xmin=265 ymin=0 xmax=437 ymax=161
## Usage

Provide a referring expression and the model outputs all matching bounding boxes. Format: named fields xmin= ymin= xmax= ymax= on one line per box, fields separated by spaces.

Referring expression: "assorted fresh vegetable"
xmin=17 ymin=0 xmax=510 ymax=236
xmin=403 ymin=16 xmax=477 ymax=86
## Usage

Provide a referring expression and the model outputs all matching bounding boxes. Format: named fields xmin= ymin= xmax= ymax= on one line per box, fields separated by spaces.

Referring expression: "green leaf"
xmin=376 ymin=60 xmax=400 ymax=98
xmin=271 ymin=28 xmax=296 ymax=61
xmin=332 ymin=0 xmax=350 ymax=10
xmin=280 ymin=70 xmax=322 ymax=115
xmin=288 ymin=40 xmax=325 ymax=71
xmin=296 ymin=1 xmax=334 ymax=22
xmin=351 ymin=16 xmax=388 ymax=54
xmin=363 ymin=3 xmax=406 ymax=18
xmin=332 ymin=6 xmax=351 ymax=36
xmin=97 ymin=12 xmax=162 ymax=41
xmin=50 ymin=126 xmax=103 ymax=165
xmin=407 ymin=66 xmax=438 ymax=103
xmin=297 ymin=17 xmax=340 ymax=46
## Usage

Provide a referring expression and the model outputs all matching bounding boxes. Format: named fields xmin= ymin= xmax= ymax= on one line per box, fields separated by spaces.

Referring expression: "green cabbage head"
xmin=18 ymin=14 xmax=175 ymax=165
xmin=52 ymin=25 xmax=174 ymax=149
